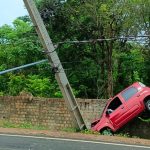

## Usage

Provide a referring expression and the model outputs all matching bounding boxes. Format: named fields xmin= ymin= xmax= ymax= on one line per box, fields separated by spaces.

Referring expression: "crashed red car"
xmin=91 ymin=82 xmax=150 ymax=133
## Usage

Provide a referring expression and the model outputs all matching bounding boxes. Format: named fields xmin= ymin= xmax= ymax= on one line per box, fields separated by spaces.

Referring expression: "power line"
xmin=1 ymin=35 xmax=150 ymax=46
xmin=56 ymin=35 xmax=150 ymax=45
xmin=0 ymin=59 xmax=90 ymax=75
xmin=1 ymin=58 xmax=149 ymax=76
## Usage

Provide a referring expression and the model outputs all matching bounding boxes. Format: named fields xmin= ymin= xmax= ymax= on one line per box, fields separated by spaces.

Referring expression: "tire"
xmin=145 ymin=99 xmax=150 ymax=111
xmin=101 ymin=128 xmax=113 ymax=136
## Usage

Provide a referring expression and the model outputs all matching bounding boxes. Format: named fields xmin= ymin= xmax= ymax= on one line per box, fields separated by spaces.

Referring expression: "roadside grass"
xmin=80 ymin=129 xmax=140 ymax=138
xmin=62 ymin=128 xmax=100 ymax=136
xmin=62 ymin=128 xmax=100 ymax=135
xmin=114 ymin=132 xmax=130 ymax=138
xmin=0 ymin=120 xmax=47 ymax=130
xmin=115 ymin=132 xmax=140 ymax=139
xmin=80 ymin=129 xmax=100 ymax=135
xmin=138 ymin=117 xmax=150 ymax=122
xmin=62 ymin=127 xmax=80 ymax=133
xmin=0 ymin=120 xmax=141 ymax=138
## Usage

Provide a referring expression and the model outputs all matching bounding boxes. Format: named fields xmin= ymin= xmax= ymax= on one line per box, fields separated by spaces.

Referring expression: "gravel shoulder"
xmin=0 ymin=127 xmax=149 ymax=146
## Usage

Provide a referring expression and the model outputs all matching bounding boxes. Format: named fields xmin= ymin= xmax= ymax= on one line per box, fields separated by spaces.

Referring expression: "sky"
xmin=0 ymin=0 xmax=28 ymax=27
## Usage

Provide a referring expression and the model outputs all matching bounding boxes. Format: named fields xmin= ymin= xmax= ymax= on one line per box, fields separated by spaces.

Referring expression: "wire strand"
xmin=56 ymin=35 xmax=150 ymax=45
xmin=1 ymin=35 xmax=150 ymax=46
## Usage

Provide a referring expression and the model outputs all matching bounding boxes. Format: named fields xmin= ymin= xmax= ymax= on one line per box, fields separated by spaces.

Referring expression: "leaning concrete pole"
xmin=23 ymin=0 xmax=86 ymax=130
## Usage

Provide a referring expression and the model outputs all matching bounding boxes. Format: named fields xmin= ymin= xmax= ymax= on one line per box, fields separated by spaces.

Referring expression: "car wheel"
xmin=145 ymin=99 xmax=150 ymax=111
xmin=101 ymin=128 xmax=113 ymax=136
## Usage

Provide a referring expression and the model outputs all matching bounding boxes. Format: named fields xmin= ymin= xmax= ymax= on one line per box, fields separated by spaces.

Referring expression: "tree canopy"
xmin=0 ymin=0 xmax=149 ymax=98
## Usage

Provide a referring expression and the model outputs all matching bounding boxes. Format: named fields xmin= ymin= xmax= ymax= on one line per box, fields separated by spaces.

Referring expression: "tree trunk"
xmin=107 ymin=41 xmax=113 ymax=98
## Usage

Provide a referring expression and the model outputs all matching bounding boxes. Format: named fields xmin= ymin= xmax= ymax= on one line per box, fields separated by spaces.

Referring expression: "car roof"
xmin=107 ymin=82 xmax=145 ymax=104
xmin=112 ymin=82 xmax=141 ymax=99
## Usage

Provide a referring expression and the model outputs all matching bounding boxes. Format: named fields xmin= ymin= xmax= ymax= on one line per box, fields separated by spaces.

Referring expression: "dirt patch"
xmin=0 ymin=128 xmax=149 ymax=146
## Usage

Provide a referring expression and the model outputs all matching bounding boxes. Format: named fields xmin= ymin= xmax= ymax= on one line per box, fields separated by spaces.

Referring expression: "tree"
xmin=0 ymin=0 xmax=149 ymax=98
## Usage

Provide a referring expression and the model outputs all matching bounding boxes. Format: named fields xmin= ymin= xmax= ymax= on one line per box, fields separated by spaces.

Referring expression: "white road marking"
xmin=0 ymin=133 xmax=149 ymax=149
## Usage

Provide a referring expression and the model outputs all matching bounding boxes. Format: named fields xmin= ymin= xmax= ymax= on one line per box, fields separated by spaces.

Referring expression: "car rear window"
xmin=121 ymin=87 xmax=138 ymax=101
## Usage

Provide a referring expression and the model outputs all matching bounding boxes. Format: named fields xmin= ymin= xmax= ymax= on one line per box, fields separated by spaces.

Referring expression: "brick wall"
xmin=0 ymin=95 xmax=106 ymax=130
xmin=0 ymin=95 xmax=149 ymax=139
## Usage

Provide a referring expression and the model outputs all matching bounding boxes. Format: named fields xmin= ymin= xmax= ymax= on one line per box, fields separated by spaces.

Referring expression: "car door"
xmin=121 ymin=86 xmax=142 ymax=121
xmin=106 ymin=96 xmax=128 ymax=128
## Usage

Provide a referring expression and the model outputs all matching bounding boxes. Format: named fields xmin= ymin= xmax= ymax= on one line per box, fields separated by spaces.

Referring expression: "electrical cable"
xmin=1 ymin=35 xmax=150 ymax=46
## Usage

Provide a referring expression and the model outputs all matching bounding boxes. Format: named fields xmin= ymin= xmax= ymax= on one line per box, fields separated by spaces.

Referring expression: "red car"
xmin=91 ymin=82 xmax=150 ymax=133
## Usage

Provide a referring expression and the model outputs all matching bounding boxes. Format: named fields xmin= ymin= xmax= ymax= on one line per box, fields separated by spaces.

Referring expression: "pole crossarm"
xmin=23 ymin=0 xmax=87 ymax=130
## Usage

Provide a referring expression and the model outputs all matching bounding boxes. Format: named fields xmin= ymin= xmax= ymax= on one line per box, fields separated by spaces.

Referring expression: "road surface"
xmin=0 ymin=134 xmax=149 ymax=150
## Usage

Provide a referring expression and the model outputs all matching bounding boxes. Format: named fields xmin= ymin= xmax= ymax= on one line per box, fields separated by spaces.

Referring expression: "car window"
xmin=107 ymin=97 xmax=122 ymax=111
xmin=121 ymin=87 xmax=138 ymax=101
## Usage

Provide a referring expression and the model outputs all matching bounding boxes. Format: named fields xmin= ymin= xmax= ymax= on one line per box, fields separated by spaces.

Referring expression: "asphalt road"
xmin=0 ymin=134 xmax=149 ymax=150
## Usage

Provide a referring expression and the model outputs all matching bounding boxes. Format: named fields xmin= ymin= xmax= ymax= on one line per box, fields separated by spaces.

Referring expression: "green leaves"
xmin=8 ymin=75 xmax=26 ymax=95
xmin=13 ymin=19 xmax=32 ymax=36
xmin=7 ymin=74 xmax=61 ymax=98
xmin=0 ymin=0 xmax=150 ymax=98
xmin=26 ymin=75 xmax=53 ymax=97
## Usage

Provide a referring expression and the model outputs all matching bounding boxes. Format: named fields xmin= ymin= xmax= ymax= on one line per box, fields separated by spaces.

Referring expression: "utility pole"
xmin=23 ymin=0 xmax=86 ymax=130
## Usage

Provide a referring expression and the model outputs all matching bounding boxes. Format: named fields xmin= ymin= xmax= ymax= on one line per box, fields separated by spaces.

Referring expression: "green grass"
xmin=0 ymin=120 xmax=47 ymax=130
xmin=114 ymin=132 xmax=130 ymax=138
xmin=62 ymin=128 xmax=100 ymax=135
xmin=0 ymin=121 xmax=142 ymax=139
xmin=138 ymin=117 xmax=150 ymax=122
xmin=62 ymin=127 xmax=80 ymax=132
xmin=80 ymin=129 xmax=100 ymax=135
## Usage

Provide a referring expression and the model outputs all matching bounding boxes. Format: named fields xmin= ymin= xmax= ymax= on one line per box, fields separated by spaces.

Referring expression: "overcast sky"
xmin=0 ymin=0 xmax=28 ymax=27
